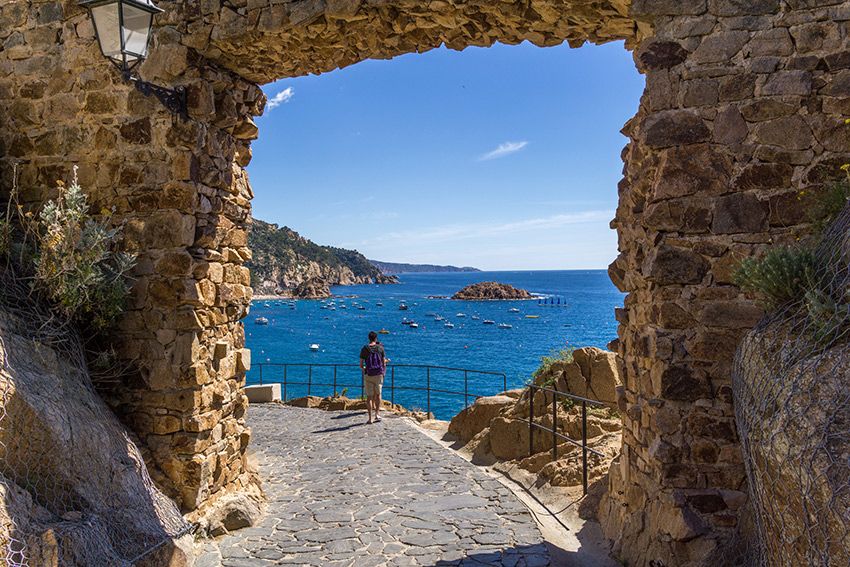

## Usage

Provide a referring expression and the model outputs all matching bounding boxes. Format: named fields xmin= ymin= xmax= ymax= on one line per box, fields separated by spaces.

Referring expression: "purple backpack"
xmin=365 ymin=347 xmax=385 ymax=376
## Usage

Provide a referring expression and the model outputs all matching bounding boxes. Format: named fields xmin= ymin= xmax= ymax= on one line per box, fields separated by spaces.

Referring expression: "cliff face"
xmin=247 ymin=219 xmax=396 ymax=296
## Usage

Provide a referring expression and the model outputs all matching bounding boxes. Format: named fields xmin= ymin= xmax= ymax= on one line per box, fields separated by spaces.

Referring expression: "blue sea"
xmin=245 ymin=270 xmax=623 ymax=420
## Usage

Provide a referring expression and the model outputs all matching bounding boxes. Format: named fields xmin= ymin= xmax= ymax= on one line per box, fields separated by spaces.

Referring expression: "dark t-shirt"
xmin=360 ymin=343 xmax=385 ymax=361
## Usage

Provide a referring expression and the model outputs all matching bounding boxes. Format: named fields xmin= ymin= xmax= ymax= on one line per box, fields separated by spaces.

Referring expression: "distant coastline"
xmin=370 ymin=260 xmax=480 ymax=275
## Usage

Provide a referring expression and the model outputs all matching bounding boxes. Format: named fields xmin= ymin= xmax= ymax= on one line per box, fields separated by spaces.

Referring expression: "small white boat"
xmin=508 ymin=308 xmax=520 ymax=313
xmin=409 ymin=323 xmax=419 ymax=329
xmin=471 ymin=315 xmax=480 ymax=321
xmin=444 ymin=322 xmax=455 ymax=329
xmin=376 ymin=302 xmax=384 ymax=307
xmin=399 ymin=303 xmax=409 ymax=311
xmin=357 ymin=305 xmax=366 ymax=310
xmin=483 ymin=320 xmax=495 ymax=325
xmin=310 ymin=344 xmax=320 ymax=351
xmin=254 ymin=317 xmax=269 ymax=325
xmin=456 ymin=313 xmax=466 ymax=318
xmin=434 ymin=315 xmax=444 ymax=321
xmin=402 ymin=318 xmax=412 ymax=325
xmin=498 ymin=323 xmax=513 ymax=329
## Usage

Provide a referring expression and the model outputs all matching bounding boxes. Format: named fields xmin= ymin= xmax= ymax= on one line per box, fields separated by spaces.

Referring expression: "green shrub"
xmin=5 ymin=167 xmax=136 ymax=330
xmin=733 ymin=246 xmax=816 ymax=310
xmin=531 ymin=347 xmax=574 ymax=383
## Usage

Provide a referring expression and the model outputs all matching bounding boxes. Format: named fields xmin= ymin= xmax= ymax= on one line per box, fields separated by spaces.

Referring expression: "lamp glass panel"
xmin=121 ymin=2 xmax=153 ymax=61
xmin=90 ymin=2 xmax=122 ymax=62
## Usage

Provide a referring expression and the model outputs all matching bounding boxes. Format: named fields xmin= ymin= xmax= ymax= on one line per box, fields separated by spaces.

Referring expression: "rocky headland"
xmin=452 ymin=281 xmax=533 ymax=300
xmin=248 ymin=219 xmax=398 ymax=298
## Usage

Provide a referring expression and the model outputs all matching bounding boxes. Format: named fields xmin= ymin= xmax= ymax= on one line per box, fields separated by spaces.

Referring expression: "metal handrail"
xmin=527 ymin=383 xmax=607 ymax=495
xmin=254 ymin=363 xmax=508 ymax=416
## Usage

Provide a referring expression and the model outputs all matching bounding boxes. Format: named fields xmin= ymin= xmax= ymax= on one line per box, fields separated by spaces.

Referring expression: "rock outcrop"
xmin=449 ymin=350 xmax=623 ymax=490
xmin=452 ymin=282 xmax=533 ymax=301
xmin=734 ymin=323 xmax=850 ymax=565
xmin=0 ymin=307 xmax=191 ymax=566
xmin=248 ymin=219 xmax=397 ymax=296
xmin=291 ymin=277 xmax=331 ymax=299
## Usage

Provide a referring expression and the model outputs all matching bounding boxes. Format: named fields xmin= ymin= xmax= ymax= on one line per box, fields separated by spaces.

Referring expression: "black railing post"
xmin=283 ymin=364 xmax=288 ymax=401
xmin=308 ymin=365 xmax=312 ymax=396
xmin=552 ymin=392 xmax=558 ymax=461
xmin=464 ymin=370 xmax=469 ymax=409
xmin=259 ymin=364 xmax=263 ymax=385
xmin=391 ymin=366 xmax=395 ymax=405
xmin=529 ymin=385 xmax=535 ymax=457
xmin=582 ymin=400 xmax=588 ymax=495
xmin=426 ymin=367 xmax=431 ymax=416
xmin=333 ymin=365 xmax=337 ymax=396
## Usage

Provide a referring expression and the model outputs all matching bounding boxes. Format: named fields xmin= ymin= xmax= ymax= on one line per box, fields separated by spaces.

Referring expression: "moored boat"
xmin=254 ymin=317 xmax=269 ymax=325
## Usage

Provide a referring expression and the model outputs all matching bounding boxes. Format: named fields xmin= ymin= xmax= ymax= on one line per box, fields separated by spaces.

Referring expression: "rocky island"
xmin=451 ymin=282 xmax=533 ymax=300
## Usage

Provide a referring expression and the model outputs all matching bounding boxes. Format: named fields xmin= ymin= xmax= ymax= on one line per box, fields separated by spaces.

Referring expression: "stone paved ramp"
xmin=220 ymin=405 xmax=550 ymax=566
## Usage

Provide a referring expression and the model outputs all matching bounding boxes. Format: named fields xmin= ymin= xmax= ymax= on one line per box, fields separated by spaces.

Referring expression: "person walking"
xmin=360 ymin=331 xmax=388 ymax=424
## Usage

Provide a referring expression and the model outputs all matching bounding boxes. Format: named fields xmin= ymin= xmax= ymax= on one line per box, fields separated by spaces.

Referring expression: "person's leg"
xmin=374 ymin=378 xmax=383 ymax=420
xmin=365 ymin=378 xmax=373 ymax=423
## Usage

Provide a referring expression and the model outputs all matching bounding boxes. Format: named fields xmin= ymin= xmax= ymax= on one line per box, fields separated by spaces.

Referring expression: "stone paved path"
xmin=219 ymin=405 xmax=550 ymax=566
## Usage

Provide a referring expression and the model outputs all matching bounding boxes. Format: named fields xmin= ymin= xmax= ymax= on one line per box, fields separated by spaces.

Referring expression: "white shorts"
xmin=364 ymin=374 xmax=384 ymax=398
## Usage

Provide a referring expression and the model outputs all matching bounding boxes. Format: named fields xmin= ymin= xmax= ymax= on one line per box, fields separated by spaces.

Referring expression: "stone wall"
xmin=0 ymin=1 xmax=263 ymax=517
xmin=2 ymin=0 xmax=849 ymax=564
xmin=601 ymin=1 xmax=850 ymax=564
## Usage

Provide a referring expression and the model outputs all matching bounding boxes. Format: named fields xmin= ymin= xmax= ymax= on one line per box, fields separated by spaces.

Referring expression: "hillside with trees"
xmin=248 ymin=219 xmax=396 ymax=297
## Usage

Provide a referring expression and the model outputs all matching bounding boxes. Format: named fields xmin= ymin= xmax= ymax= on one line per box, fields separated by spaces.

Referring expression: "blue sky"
xmin=250 ymin=41 xmax=643 ymax=271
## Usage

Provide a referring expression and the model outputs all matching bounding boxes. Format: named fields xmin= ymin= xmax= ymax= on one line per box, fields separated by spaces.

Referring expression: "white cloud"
xmin=266 ymin=87 xmax=294 ymax=110
xmin=478 ymin=141 xmax=529 ymax=161
xmin=356 ymin=210 xmax=614 ymax=248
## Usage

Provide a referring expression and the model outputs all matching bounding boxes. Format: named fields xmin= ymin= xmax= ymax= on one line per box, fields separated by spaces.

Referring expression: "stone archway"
xmin=1 ymin=1 xmax=848 ymax=565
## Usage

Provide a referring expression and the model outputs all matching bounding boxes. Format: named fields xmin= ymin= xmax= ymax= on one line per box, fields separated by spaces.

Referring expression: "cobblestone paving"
xmin=221 ymin=405 xmax=550 ymax=566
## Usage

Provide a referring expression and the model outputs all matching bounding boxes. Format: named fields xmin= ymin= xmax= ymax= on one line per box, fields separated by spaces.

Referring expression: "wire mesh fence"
xmin=0 ymin=267 xmax=191 ymax=566
xmin=733 ymin=203 xmax=850 ymax=566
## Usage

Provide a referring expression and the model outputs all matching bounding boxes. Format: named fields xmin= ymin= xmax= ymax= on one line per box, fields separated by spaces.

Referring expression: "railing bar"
xmin=582 ymin=400 xmax=588 ymax=495
xmin=426 ymin=367 xmax=431 ymax=417
xmin=526 ymin=422 xmax=604 ymax=456
xmin=391 ymin=366 xmax=395 ymax=406
xmin=552 ymin=391 xmax=557 ymax=462
xmin=283 ymin=364 xmax=287 ymax=402
xmin=526 ymin=386 xmax=606 ymax=407
xmin=529 ymin=385 xmax=535 ymax=457
xmin=256 ymin=362 xmax=507 ymax=376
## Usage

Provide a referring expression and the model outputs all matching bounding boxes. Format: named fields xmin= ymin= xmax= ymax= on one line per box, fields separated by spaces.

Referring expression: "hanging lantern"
xmin=79 ymin=0 xmax=186 ymax=117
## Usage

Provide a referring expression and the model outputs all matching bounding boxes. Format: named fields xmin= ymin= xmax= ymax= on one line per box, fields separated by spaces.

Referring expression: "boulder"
xmin=571 ymin=347 xmax=623 ymax=406
xmin=0 ymin=309 xmax=191 ymax=566
xmin=734 ymin=327 xmax=850 ymax=565
xmin=448 ymin=395 xmax=514 ymax=443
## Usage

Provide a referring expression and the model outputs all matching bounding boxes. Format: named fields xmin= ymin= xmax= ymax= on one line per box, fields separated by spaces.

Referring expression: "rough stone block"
xmin=244 ymin=384 xmax=281 ymax=403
